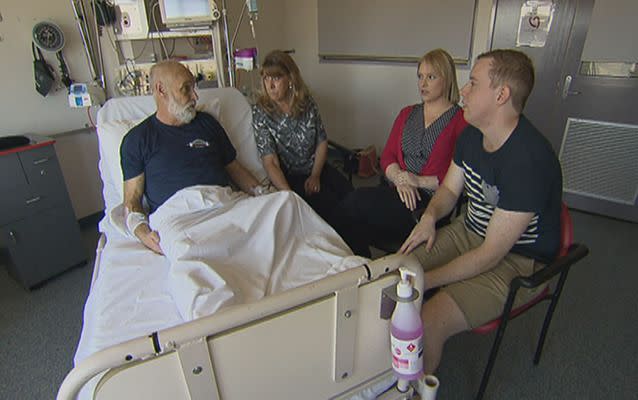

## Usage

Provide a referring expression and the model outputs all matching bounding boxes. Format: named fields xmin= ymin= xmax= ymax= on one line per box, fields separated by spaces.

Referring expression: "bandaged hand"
xmin=250 ymin=183 xmax=276 ymax=196
xmin=136 ymin=225 xmax=164 ymax=255
xmin=126 ymin=211 xmax=163 ymax=254
xmin=396 ymin=183 xmax=421 ymax=211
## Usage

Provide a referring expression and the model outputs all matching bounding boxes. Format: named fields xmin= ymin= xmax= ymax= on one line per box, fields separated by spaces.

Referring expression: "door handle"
xmin=9 ymin=230 xmax=17 ymax=244
xmin=562 ymin=75 xmax=581 ymax=99
xmin=33 ymin=157 xmax=50 ymax=165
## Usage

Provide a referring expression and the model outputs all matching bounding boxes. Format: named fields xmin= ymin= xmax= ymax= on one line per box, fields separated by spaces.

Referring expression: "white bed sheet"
xmin=73 ymin=88 xmax=368 ymax=399
xmin=74 ymin=223 xmax=182 ymax=365
xmin=149 ymin=185 xmax=364 ymax=320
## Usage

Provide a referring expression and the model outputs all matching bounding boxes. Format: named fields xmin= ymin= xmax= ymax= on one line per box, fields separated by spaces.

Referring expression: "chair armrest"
xmin=512 ymin=244 xmax=589 ymax=290
xmin=327 ymin=140 xmax=355 ymax=155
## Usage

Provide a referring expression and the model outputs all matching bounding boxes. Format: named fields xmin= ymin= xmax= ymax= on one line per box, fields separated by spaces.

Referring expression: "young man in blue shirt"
xmin=400 ymin=50 xmax=562 ymax=374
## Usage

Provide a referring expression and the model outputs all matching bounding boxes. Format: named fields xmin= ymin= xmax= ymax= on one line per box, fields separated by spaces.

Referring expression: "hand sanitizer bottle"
xmin=390 ymin=268 xmax=424 ymax=384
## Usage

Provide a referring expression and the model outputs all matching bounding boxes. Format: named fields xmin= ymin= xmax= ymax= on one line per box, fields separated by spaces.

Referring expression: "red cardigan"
xmin=380 ymin=105 xmax=468 ymax=184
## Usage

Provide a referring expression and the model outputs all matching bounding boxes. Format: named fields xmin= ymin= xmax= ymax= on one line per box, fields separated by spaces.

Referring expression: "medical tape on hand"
xmin=126 ymin=211 xmax=149 ymax=238
xmin=250 ymin=185 xmax=266 ymax=196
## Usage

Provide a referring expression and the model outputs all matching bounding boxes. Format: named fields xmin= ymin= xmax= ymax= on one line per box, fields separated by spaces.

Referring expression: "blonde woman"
xmin=335 ymin=49 xmax=468 ymax=257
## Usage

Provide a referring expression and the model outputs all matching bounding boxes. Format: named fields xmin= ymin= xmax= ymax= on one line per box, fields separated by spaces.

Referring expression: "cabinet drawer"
xmin=1 ymin=205 xmax=86 ymax=288
xmin=18 ymin=145 xmax=67 ymax=205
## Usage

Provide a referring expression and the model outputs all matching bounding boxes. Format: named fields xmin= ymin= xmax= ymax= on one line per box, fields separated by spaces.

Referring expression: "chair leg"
xmin=476 ymin=289 xmax=518 ymax=400
xmin=533 ymin=269 xmax=571 ymax=365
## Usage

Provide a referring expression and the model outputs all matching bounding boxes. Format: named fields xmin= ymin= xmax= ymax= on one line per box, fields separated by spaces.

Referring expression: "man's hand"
xmin=134 ymin=223 xmax=164 ymax=255
xmin=304 ymin=174 xmax=321 ymax=195
xmin=396 ymin=183 xmax=421 ymax=211
xmin=400 ymin=213 xmax=436 ymax=254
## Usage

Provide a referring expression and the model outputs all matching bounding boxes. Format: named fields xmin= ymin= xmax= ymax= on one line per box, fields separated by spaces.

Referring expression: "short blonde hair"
xmin=477 ymin=49 xmax=534 ymax=113
xmin=418 ymin=49 xmax=460 ymax=104
xmin=256 ymin=50 xmax=311 ymax=118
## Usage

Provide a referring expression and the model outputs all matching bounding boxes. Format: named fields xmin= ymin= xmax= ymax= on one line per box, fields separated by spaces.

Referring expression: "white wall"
xmin=0 ymin=0 xmax=99 ymax=135
xmin=278 ymin=0 xmax=494 ymax=150
xmin=0 ymin=0 xmax=493 ymax=218
xmin=582 ymin=0 xmax=638 ymax=61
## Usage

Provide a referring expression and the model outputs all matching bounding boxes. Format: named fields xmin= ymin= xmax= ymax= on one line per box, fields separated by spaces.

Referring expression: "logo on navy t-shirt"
xmin=188 ymin=139 xmax=210 ymax=148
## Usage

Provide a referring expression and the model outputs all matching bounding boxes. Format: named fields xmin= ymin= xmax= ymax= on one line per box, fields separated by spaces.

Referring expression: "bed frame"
xmin=57 ymin=87 xmax=425 ymax=399
xmin=58 ymin=249 xmax=424 ymax=399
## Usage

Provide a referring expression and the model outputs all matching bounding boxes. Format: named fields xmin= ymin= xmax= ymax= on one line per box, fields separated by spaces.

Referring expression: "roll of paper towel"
xmin=417 ymin=375 xmax=440 ymax=400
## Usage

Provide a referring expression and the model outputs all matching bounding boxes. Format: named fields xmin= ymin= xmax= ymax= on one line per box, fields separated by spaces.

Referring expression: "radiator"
xmin=559 ymin=118 xmax=638 ymax=206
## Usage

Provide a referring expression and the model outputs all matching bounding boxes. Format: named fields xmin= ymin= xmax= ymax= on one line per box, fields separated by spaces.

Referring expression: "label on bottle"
xmin=390 ymin=335 xmax=423 ymax=375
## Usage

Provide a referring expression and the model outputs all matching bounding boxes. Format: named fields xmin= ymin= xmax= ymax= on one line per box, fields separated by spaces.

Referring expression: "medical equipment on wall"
xmin=32 ymin=21 xmax=73 ymax=89
xmin=390 ymin=268 xmax=423 ymax=392
xmin=234 ymin=47 xmax=257 ymax=71
xmin=32 ymin=43 xmax=56 ymax=97
xmin=158 ymin=0 xmax=220 ymax=30
xmin=117 ymin=59 xmax=217 ymax=96
xmin=33 ymin=15 xmax=106 ymax=108
xmin=113 ymin=0 xmax=149 ymax=39
xmin=70 ymin=0 xmax=106 ymax=89
xmin=220 ymin=0 xmax=260 ymax=87
xmin=68 ymin=83 xmax=106 ymax=108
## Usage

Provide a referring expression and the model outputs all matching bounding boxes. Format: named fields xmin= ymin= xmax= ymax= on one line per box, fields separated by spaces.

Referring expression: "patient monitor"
xmin=159 ymin=0 xmax=221 ymax=30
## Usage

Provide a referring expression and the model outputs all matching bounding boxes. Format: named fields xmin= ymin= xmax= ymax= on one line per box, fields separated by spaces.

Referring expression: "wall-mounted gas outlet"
xmin=118 ymin=60 xmax=217 ymax=96
xmin=115 ymin=2 xmax=149 ymax=40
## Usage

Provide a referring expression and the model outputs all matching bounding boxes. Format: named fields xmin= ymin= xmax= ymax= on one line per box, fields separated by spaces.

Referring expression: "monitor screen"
xmin=159 ymin=0 xmax=216 ymax=28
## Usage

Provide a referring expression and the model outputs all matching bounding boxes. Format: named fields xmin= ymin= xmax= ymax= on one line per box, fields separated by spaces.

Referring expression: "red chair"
xmin=472 ymin=203 xmax=589 ymax=400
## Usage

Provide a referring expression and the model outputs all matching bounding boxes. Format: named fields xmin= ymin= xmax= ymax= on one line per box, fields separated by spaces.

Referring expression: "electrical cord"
xmin=230 ymin=2 xmax=247 ymax=51
xmin=86 ymin=105 xmax=96 ymax=128
xmin=151 ymin=1 xmax=168 ymax=60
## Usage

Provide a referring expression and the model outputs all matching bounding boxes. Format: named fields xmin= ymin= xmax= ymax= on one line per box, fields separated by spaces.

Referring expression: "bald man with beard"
xmin=120 ymin=61 xmax=262 ymax=254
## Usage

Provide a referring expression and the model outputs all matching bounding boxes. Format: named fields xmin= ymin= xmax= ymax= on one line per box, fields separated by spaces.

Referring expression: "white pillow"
xmin=97 ymin=118 xmax=142 ymax=212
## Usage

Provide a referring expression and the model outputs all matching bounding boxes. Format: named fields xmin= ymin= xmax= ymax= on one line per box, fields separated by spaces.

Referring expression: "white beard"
xmin=168 ymin=96 xmax=196 ymax=125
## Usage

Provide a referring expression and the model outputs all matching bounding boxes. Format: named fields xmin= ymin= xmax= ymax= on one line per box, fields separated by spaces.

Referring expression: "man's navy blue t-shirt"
xmin=120 ymin=111 xmax=237 ymax=212
xmin=453 ymin=115 xmax=562 ymax=263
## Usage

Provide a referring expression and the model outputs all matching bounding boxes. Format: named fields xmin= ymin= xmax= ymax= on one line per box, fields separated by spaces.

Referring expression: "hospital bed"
xmin=57 ymin=87 xmax=425 ymax=400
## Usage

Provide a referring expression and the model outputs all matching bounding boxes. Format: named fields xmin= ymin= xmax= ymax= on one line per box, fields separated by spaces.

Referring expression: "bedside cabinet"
xmin=0 ymin=140 xmax=86 ymax=289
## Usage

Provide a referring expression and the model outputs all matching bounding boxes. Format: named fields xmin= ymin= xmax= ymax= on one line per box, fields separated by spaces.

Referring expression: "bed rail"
xmin=58 ymin=253 xmax=424 ymax=400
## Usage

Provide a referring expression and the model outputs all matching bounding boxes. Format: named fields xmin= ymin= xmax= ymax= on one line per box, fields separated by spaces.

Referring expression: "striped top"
xmin=462 ymin=160 xmax=540 ymax=245
xmin=402 ymin=104 xmax=460 ymax=176
xmin=453 ymin=115 xmax=562 ymax=263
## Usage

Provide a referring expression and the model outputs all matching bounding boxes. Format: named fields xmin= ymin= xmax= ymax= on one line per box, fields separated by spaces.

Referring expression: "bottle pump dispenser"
xmin=390 ymin=268 xmax=424 ymax=389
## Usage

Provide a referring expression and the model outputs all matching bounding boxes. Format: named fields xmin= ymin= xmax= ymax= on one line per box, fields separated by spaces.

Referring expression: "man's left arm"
xmin=225 ymin=160 xmax=260 ymax=195
xmin=424 ymin=208 xmax=533 ymax=290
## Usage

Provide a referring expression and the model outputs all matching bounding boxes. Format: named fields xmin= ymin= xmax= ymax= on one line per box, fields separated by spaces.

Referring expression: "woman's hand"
xmin=396 ymin=183 xmax=421 ymax=211
xmin=304 ymin=174 xmax=321 ymax=195
xmin=395 ymin=171 xmax=419 ymax=187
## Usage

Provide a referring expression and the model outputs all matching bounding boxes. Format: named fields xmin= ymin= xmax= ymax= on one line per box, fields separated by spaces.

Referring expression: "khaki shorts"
xmin=412 ymin=216 xmax=546 ymax=328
